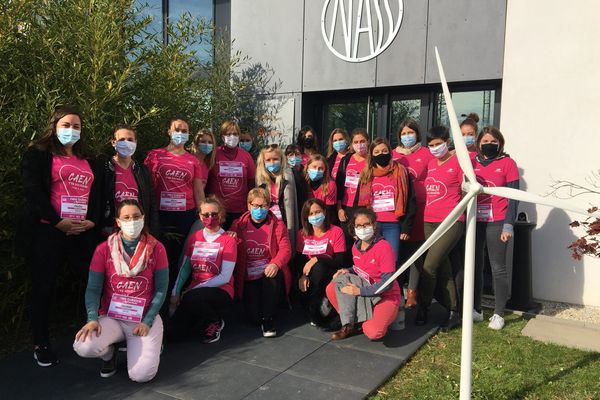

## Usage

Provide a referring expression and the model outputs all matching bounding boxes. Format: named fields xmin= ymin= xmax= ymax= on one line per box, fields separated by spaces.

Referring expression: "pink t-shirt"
xmin=424 ymin=155 xmax=465 ymax=223
xmin=90 ymin=240 xmax=168 ymax=317
xmin=296 ymin=225 xmax=345 ymax=257
xmin=473 ymin=156 xmax=519 ymax=222
xmin=207 ymin=147 xmax=256 ymax=214
xmin=342 ymin=156 xmax=367 ymax=207
xmin=301 ymin=153 xmax=310 ymax=166
xmin=308 ymin=180 xmax=337 ymax=206
xmin=185 ymin=229 xmax=237 ymax=297
xmin=145 ymin=148 xmax=202 ymax=212
xmin=371 ymin=174 xmax=398 ymax=222
xmin=352 ymin=239 xmax=401 ymax=304
xmin=114 ymin=162 xmax=139 ymax=204
xmin=241 ymin=222 xmax=272 ymax=281
xmin=393 ymin=147 xmax=434 ymax=204
xmin=50 ymin=156 xmax=94 ymax=220
xmin=268 ymin=181 xmax=283 ymax=220
xmin=199 ymin=161 xmax=209 ymax=185
xmin=331 ymin=153 xmax=344 ymax=179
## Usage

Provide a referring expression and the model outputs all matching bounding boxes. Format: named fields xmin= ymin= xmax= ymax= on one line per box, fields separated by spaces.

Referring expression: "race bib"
xmin=477 ymin=203 xmax=494 ymax=222
xmin=270 ymin=204 xmax=283 ymax=220
xmin=302 ymin=239 xmax=329 ymax=256
xmin=219 ymin=161 xmax=244 ymax=178
xmin=353 ymin=266 xmax=372 ymax=284
xmin=345 ymin=173 xmax=360 ymax=189
xmin=246 ymin=259 xmax=268 ymax=281
xmin=191 ymin=242 xmax=221 ymax=262
xmin=373 ymin=191 xmax=395 ymax=212
xmin=60 ymin=196 xmax=88 ymax=220
xmin=160 ymin=191 xmax=186 ymax=211
xmin=107 ymin=294 xmax=146 ymax=323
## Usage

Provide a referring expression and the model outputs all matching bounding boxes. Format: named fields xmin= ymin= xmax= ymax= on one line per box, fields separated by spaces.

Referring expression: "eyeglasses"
xmin=354 ymin=223 xmax=373 ymax=229
xmin=200 ymin=212 xmax=219 ymax=218
xmin=250 ymin=203 xmax=269 ymax=209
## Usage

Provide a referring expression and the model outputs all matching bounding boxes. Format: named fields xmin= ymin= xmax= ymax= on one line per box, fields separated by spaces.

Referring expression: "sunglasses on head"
xmin=200 ymin=212 xmax=219 ymax=218
xmin=263 ymin=143 xmax=279 ymax=150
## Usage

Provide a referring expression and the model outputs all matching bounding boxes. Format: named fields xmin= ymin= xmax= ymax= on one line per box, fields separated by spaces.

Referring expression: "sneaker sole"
xmin=262 ymin=331 xmax=277 ymax=338
xmin=34 ymin=353 xmax=58 ymax=367
xmin=100 ymin=369 xmax=117 ymax=378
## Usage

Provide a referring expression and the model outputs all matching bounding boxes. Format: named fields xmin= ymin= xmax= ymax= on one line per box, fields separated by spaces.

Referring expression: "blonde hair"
xmin=326 ymin=128 xmax=350 ymax=157
xmin=304 ymin=154 xmax=331 ymax=197
xmin=199 ymin=195 xmax=227 ymax=222
xmin=219 ymin=120 xmax=240 ymax=138
xmin=191 ymin=129 xmax=216 ymax=169
xmin=247 ymin=187 xmax=270 ymax=204
xmin=255 ymin=145 xmax=287 ymax=196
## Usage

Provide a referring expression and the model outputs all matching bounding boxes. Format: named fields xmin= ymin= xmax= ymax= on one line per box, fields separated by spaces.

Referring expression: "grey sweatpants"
xmin=332 ymin=274 xmax=380 ymax=326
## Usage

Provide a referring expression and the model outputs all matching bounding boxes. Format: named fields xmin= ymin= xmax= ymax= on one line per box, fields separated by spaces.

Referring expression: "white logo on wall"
xmin=321 ymin=0 xmax=404 ymax=63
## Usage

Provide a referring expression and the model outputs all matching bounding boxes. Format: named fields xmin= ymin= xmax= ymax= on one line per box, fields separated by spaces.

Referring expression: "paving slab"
xmin=522 ymin=316 xmax=600 ymax=353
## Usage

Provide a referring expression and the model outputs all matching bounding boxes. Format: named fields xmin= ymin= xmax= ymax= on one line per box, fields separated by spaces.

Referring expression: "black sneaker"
xmin=415 ymin=306 xmax=428 ymax=326
xmin=203 ymin=319 xmax=225 ymax=343
xmin=100 ymin=347 xmax=117 ymax=378
xmin=261 ymin=318 xmax=277 ymax=338
xmin=440 ymin=311 xmax=460 ymax=332
xmin=33 ymin=346 xmax=58 ymax=367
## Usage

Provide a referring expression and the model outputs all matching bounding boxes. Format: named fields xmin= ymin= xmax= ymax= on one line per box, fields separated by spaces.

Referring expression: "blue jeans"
xmin=380 ymin=221 xmax=401 ymax=265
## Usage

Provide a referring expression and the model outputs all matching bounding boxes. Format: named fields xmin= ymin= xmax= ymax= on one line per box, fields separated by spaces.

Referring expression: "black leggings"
xmin=29 ymin=223 xmax=97 ymax=346
xmin=304 ymin=261 xmax=335 ymax=322
xmin=243 ymin=272 xmax=284 ymax=324
xmin=166 ymin=287 xmax=231 ymax=341
xmin=159 ymin=209 xmax=198 ymax=292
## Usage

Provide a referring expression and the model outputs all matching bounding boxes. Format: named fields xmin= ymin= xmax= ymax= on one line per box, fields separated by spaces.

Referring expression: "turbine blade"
xmin=434 ymin=47 xmax=477 ymax=184
xmin=481 ymin=186 xmax=597 ymax=217
xmin=375 ymin=191 xmax=476 ymax=294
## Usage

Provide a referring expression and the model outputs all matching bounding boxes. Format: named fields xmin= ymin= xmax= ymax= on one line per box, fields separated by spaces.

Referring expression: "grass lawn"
xmin=371 ymin=313 xmax=600 ymax=400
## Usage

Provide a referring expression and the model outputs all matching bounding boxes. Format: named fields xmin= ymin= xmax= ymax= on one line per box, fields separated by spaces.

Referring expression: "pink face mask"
xmin=353 ymin=142 xmax=368 ymax=155
xmin=201 ymin=215 xmax=221 ymax=229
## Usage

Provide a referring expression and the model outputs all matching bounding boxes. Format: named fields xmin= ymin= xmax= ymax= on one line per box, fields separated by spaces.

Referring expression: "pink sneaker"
xmin=203 ymin=319 xmax=225 ymax=343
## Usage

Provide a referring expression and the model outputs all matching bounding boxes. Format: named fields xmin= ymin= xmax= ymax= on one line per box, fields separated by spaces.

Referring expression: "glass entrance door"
xmin=388 ymin=94 xmax=429 ymax=147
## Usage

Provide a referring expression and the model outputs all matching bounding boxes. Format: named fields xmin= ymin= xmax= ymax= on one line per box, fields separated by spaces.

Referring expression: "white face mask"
xmin=355 ymin=226 xmax=374 ymax=242
xmin=120 ymin=219 xmax=144 ymax=238
xmin=224 ymin=135 xmax=239 ymax=148
xmin=429 ymin=142 xmax=449 ymax=159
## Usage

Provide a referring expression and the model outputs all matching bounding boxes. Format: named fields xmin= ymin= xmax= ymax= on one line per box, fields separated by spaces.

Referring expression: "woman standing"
xmin=191 ymin=128 xmax=216 ymax=186
xmin=240 ymin=130 xmax=259 ymax=162
xmin=285 ymin=144 xmax=307 ymax=218
xmin=417 ymin=126 xmax=464 ymax=330
xmin=304 ymin=154 xmax=337 ymax=220
xmin=325 ymin=208 xmax=401 ymax=340
xmin=460 ymin=113 xmax=479 ymax=155
xmin=392 ymin=120 xmax=434 ymax=308
xmin=145 ymin=118 xmax=205 ymax=288
xmin=325 ymin=128 xmax=350 ymax=180
xmin=206 ymin=120 xmax=256 ymax=229
xmin=256 ymin=144 xmax=298 ymax=252
xmin=355 ymin=138 xmax=415 ymax=266
xmin=296 ymin=125 xmax=319 ymax=166
xmin=295 ymin=199 xmax=346 ymax=327
xmin=73 ymin=200 xmax=168 ymax=381
xmin=473 ymin=126 xmax=519 ymax=330
xmin=102 ymin=125 xmax=158 ymax=237
xmin=167 ymin=196 xmax=238 ymax=342
xmin=231 ymin=188 xmax=292 ymax=337
xmin=21 ymin=106 xmax=102 ymax=367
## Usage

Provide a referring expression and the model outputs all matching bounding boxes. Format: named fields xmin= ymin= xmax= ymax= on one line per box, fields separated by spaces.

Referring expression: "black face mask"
xmin=304 ymin=137 xmax=315 ymax=148
xmin=481 ymin=143 xmax=500 ymax=158
xmin=373 ymin=153 xmax=392 ymax=167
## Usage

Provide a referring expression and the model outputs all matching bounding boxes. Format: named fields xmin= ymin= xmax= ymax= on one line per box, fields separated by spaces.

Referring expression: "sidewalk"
xmin=0 ymin=304 xmax=447 ymax=400
xmin=521 ymin=313 xmax=600 ymax=353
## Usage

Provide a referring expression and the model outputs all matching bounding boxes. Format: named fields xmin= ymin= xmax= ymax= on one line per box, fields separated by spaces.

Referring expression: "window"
xmin=435 ymin=90 xmax=497 ymax=128
xmin=136 ymin=0 xmax=163 ymax=39
xmin=169 ymin=0 xmax=213 ymax=60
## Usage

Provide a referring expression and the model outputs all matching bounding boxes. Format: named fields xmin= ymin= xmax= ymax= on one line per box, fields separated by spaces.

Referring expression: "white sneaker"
xmin=472 ymin=309 xmax=484 ymax=322
xmin=488 ymin=314 xmax=505 ymax=330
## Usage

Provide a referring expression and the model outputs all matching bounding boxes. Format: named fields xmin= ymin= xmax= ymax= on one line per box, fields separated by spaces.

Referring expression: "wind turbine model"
xmin=376 ymin=47 xmax=596 ymax=399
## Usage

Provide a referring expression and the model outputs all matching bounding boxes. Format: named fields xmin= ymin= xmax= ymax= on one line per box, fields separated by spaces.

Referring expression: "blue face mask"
xmin=400 ymin=134 xmax=417 ymax=148
xmin=57 ymin=128 xmax=80 ymax=146
xmin=198 ymin=143 xmax=213 ymax=154
xmin=288 ymin=156 xmax=302 ymax=168
xmin=115 ymin=140 xmax=136 ymax=157
xmin=332 ymin=140 xmax=347 ymax=152
xmin=171 ymin=131 xmax=189 ymax=145
xmin=251 ymin=206 xmax=269 ymax=221
xmin=240 ymin=141 xmax=253 ymax=152
xmin=265 ymin=161 xmax=281 ymax=173
xmin=308 ymin=169 xmax=324 ymax=181
xmin=308 ymin=213 xmax=325 ymax=226
xmin=463 ymin=136 xmax=476 ymax=147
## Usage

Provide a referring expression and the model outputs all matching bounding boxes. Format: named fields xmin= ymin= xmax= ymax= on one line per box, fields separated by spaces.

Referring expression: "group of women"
xmin=21 ymin=106 xmax=518 ymax=382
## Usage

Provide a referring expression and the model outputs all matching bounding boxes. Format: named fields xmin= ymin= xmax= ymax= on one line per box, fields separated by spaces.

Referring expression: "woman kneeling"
xmin=73 ymin=200 xmax=168 ymax=382
xmin=326 ymin=207 xmax=401 ymax=341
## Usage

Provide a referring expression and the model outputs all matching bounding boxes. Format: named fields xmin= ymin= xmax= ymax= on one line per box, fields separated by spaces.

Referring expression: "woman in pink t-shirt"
xmin=472 ymin=126 xmax=520 ymax=331
xmin=231 ymin=188 xmax=292 ymax=338
xmin=20 ymin=106 xmax=102 ymax=367
xmin=392 ymin=119 xmax=434 ymax=308
xmin=416 ymin=126 xmax=464 ymax=331
xmin=325 ymin=208 xmax=401 ymax=341
xmin=304 ymin=154 xmax=338 ymax=220
xmin=190 ymin=128 xmax=216 ymax=186
xmin=144 ymin=118 xmax=205 ymax=295
xmin=167 ymin=196 xmax=237 ymax=343
xmin=255 ymin=144 xmax=298 ymax=253
xmin=295 ymin=198 xmax=346 ymax=328
xmin=74 ymin=199 xmax=168 ymax=381
xmin=206 ymin=120 xmax=256 ymax=229
xmin=325 ymin=128 xmax=350 ymax=180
